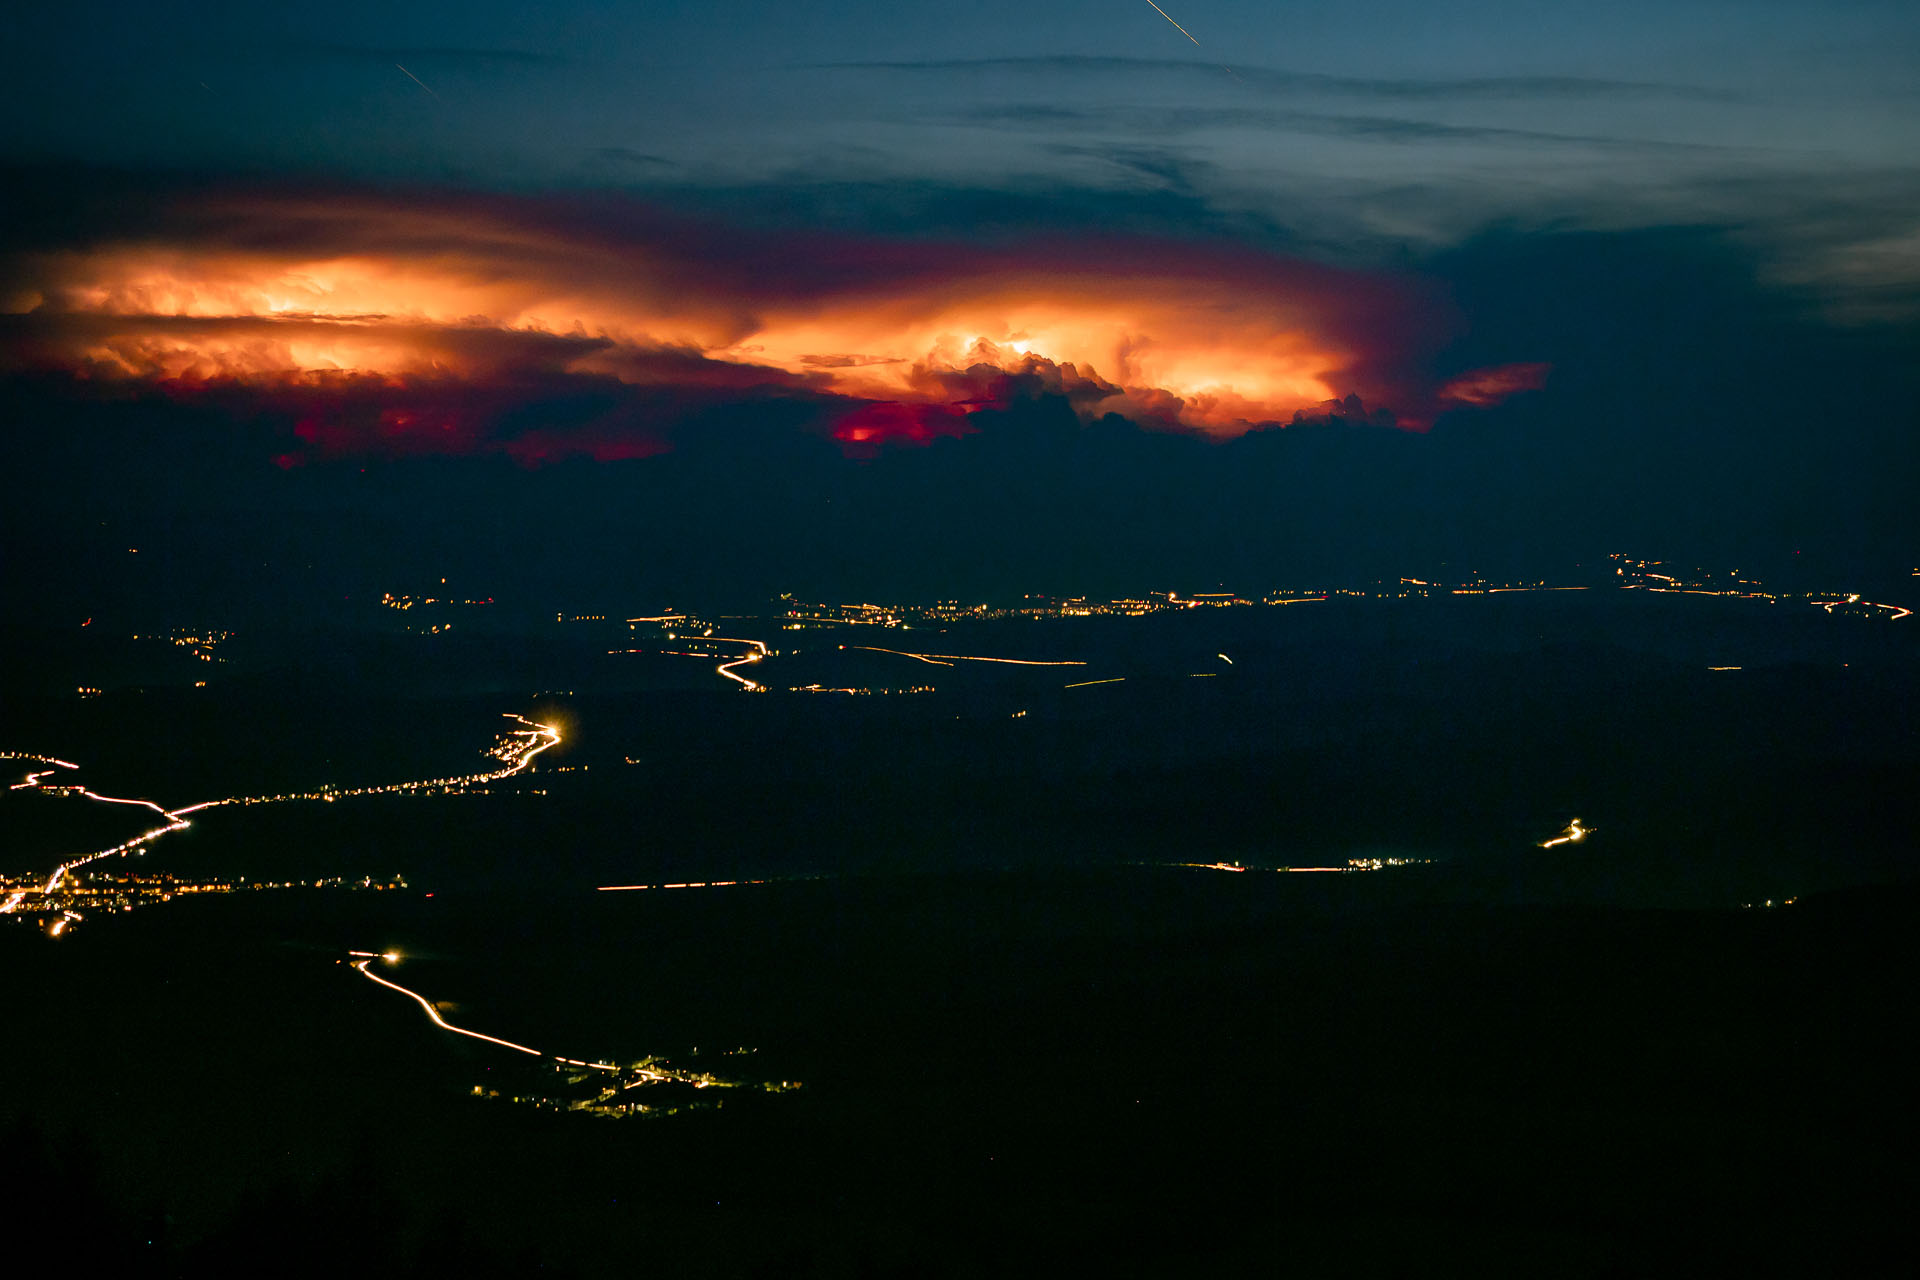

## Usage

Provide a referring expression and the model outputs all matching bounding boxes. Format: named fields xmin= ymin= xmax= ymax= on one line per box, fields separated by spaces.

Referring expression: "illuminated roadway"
xmin=844 ymin=644 xmax=1086 ymax=668
xmin=711 ymin=637 xmax=771 ymax=690
xmin=2 ymin=715 xmax=561 ymax=930
xmin=348 ymin=950 xmax=617 ymax=1069
xmin=1540 ymin=817 xmax=1592 ymax=848
xmin=347 ymin=951 xmax=778 ymax=1109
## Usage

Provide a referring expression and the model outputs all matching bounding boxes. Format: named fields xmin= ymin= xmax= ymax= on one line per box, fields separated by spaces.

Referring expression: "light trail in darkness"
xmin=350 ymin=954 xmax=605 ymax=1064
xmin=844 ymin=645 xmax=1086 ymax=667
xmin=177 ymin=714 xmax=559 ymax=812
xmin=1813 ymin=595 xmax=1911 ymax=620
xmin=2 ymin=715 xmax=560 ymax=931
xmin=4 ymin=752 xmax=80 ymax=786
xmin=712 ymin=637 xmax=771 ymax=690
xmin=1540 ymin=818 xmax=1592 ymax=848
xmin=1149 ymin=857 xmax=1431 ymax=874
xmin=596 ymin=872 xmax=831 ymax=891
xmin=610 ymin=635 xmax=770 ymax=689
xmin=346 ymin=950 xmax=797 ymax=1113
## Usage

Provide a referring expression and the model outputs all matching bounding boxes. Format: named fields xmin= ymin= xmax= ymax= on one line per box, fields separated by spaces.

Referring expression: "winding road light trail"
xmin=1541 ymin=817 xmax=1592 ymax=848
xmin=347 ymin=950 xmax=792 ymax=1113
xmin=713 ymin=638 xmax=771 ymax=690
xmin=183 ymin=713 xmax=560 ymax=812
xmin=845 ymin=645 xmax=1086 ymax=667
xmin=349 ymin=955 xmax=612 ymax=1064
xmin=3 ymin=714 xmax=560 ymax=927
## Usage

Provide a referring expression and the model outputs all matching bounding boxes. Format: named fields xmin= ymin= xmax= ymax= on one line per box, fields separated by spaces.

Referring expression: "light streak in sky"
xmin=1145 ymin=0 xmax=1201 ymax=46
xmin=1062 ymin=677 xmax=1126 ymax=688
xmin=845 ymin=645 xmax=1086 ymax=667
xmin=394 ymin=64 xmax=440 ymax=100
xmin=1540 ymin=817 xmax=1592 ymax=848
xmin=1143 ymin=1 xmax=1242 ymax=81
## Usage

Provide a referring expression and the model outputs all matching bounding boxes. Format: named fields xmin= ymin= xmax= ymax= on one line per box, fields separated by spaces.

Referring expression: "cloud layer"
xmin=0 ymin=177 xmax=1551 ymax=463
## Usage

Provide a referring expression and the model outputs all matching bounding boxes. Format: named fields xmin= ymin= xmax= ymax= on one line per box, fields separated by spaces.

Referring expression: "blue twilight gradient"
xmin=6 ymin=2 xmax=1917 ymax=310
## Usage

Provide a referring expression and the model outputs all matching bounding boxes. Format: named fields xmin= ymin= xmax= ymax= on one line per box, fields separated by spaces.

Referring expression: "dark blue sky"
xmin=2 ymin=2 xmax=1916 ymax=611
xmin=10 ymin=2 xmax=1916 ymax=294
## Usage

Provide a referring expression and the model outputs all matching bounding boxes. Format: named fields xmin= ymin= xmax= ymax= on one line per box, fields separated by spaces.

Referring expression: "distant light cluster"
xmin=1611 ymin=553 xmax=1910 ymax=619
xmin=348 ymin=950 xmax=801 ymax=1118
xmin=0 ymin=869 xmax=407 ymax=928
xmin=335 ymin=552 xmax=1910 ymax=704
xmin=1158 ymin=857 xmax=1433 ymax=874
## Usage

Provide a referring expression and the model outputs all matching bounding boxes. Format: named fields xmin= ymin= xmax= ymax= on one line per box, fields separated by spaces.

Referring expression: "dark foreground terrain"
xmin=3 ymin=594 xmax=1916 ymax=1276
xmin=3 ymin=874 xmax=1917 ymax=1277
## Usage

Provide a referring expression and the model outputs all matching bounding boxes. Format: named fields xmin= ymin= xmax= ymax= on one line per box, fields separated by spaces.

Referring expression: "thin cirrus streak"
xmin=0 ymin=185 xmax=1548 ymax=457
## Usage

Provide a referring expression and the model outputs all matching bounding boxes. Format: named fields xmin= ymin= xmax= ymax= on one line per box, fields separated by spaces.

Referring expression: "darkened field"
xmin=3 ymin=873 xmax=1916 ymax=1277
xmin=3 ymin=593 xmax=1915 ymax=1275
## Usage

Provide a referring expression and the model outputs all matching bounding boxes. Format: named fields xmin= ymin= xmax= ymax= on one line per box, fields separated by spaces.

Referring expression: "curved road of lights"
xmin=347 ymin=950 xmax=778 ymax=1110
xmin=348 ymin=950 xmax=616 ymax=1070
xmin=2 ymin=715 xmax=560 ymax=929
xmin=1540 ymin=817 xmax=1591 ymax=848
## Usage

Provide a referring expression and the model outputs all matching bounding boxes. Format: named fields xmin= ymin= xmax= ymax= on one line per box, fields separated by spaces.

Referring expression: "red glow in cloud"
xmin=1438 ymin=362 xmax=1552 ymax=408
xmin=0 ymin=183 xmax=1550 ymax=459
xmin=834 ymin=400 xmax=979 ymax=452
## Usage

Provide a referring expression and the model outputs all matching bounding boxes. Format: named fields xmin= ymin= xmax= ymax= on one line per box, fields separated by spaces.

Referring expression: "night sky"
xmin=4 ymin=1 xmax=1917 ymax=615
xmin=7 ymin=12 xmax=1920 ymax=1272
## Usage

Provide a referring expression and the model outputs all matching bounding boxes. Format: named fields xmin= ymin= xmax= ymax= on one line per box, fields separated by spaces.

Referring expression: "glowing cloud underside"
xmin=1 ymin=190 xmax=1547 ymax=456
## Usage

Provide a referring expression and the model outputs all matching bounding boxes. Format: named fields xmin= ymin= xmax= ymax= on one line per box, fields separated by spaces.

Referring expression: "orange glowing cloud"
xmin=0 ymin=185 xmax=1549 ymax=458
